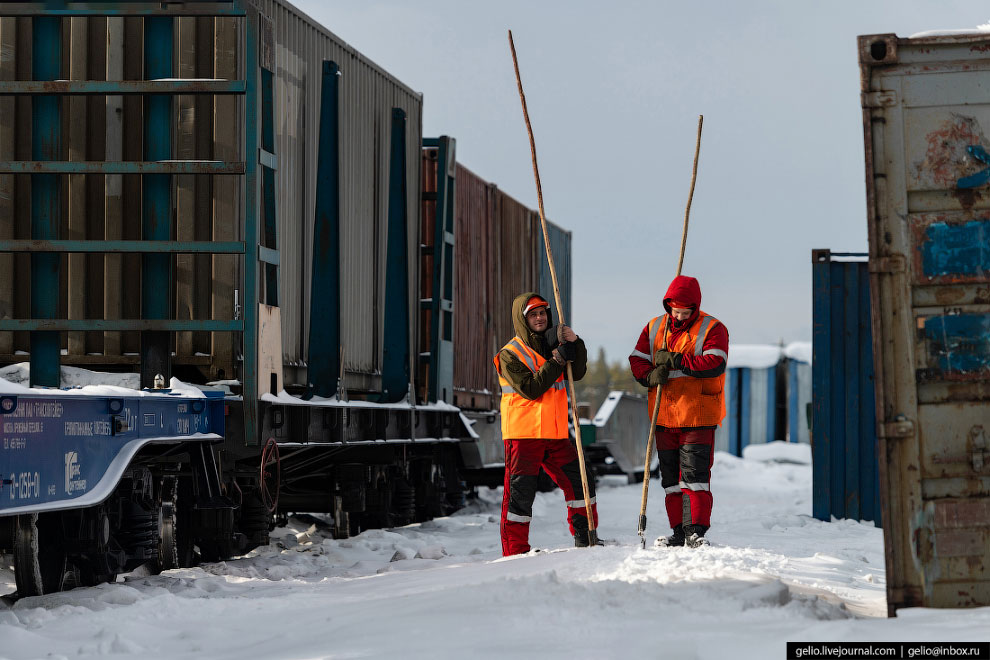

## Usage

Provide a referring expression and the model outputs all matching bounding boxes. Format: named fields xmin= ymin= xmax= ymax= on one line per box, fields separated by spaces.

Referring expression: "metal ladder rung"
xmin=0 ymin=3 xmax=245 ymax=18
xmin=0 ymin=80 xmax=246 ymax=95
xmin=0 ymin=240 xmax=246 ymax=254
xmin=0 ymin=320 xmax=244 ymax=332
xmin=0 ymin=161 xmax=245 ymax=174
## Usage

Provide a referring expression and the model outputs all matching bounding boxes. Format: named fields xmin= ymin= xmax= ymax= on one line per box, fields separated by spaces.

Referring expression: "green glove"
xmin=646 ymin=365 xmax=669 ymax=388
xmin=653 ymin=350 xmax=682 ymax=370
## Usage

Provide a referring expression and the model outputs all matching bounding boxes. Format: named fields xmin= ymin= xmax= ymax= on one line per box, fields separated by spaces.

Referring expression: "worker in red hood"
xmin=628 ymin=275 xmax=729 ymax=548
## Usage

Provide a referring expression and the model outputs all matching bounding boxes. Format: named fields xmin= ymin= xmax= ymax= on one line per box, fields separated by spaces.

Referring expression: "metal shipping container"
xmin=714 ymin=346 xmax=781 ymax=456
xmin=860 ymin=32 xmax=990 ymax=612
xmin=0 ymin=1 xmax=424 ymax=395
xmin=784 ymin=342 xmax=812 ymax=445
xmin=450 ymin=164 xmax=497 ymax=411
xmin=538 ymin=219 xmax=572 ymax=327
xmin=810 ymin=251 xmax=880 ymax=527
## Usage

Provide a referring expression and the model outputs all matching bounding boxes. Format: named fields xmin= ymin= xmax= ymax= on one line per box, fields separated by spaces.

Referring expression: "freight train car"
xmin=0 ymin=0 xmax=574 ymax=594
xmin=422 ymin=160 xmax=574 ymax=484
xmin=859 ymin=31 xmax=990 ymax=612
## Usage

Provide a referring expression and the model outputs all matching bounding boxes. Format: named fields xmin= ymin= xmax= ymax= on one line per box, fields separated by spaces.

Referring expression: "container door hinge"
xmin=869 ymin=254 xmax=906 ymax=274
xmin=881 ymin=417 xmax=914 ymax=439
xmin=862 ymin=90 xmax=897 ymax=108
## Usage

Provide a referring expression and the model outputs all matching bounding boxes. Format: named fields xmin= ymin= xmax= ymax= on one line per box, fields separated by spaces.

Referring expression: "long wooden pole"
xmin=637 ymin=115 xmax=703 ymax=549
xmin=508 ymin=30 xmax=597 ymax=545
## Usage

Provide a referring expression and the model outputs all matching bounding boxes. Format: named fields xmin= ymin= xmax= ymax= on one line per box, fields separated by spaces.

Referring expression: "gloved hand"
xmin=551 ymin=348 xmax=566 ymax=365
xmin=653 ymin=350 xmax=681 ymax=370
xmin=646 ymin=365 xmax=670 ymax=387
xmin=557 ymin=341 xmax=577 ymax=362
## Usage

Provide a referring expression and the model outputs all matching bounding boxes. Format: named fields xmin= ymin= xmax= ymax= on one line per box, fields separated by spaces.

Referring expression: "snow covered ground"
xmin=1 ymin=442 xmax=987 ymax=659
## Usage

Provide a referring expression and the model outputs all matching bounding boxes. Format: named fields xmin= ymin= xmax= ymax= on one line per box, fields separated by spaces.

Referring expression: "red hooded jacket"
xmin=628 ymin=275 xmax=729 ymax=386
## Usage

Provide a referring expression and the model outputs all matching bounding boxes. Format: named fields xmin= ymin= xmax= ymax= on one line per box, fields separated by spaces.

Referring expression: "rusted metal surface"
xmin=0 ymin=79 xmax=246 ymax=94
xmin=450 ymin=164 xmax=496 ymax=411
xmin=860 ymin=31 xmax=990 ymax=614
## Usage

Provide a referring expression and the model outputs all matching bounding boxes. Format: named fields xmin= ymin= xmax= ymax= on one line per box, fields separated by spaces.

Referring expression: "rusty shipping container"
xmin=859 ymin=32 xmax=990 ymax=613
xmin=0 ymin=1 xmax=423 ymax=394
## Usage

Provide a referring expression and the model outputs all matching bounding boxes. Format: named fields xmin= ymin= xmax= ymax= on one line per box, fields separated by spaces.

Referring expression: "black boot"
xmin=573 ymin=529 xmax=606 ymax=547
xmin=684 ymin=524 xmax=710 ymax=548
xmin=655 ymin=523 xmax=685 ymax=547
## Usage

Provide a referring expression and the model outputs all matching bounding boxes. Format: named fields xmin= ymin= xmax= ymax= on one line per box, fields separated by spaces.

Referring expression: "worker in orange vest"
xmin=628 ymin=275 xmax=729 ymax=548
xmin=493 ymin=292 xmax=598 ymax=555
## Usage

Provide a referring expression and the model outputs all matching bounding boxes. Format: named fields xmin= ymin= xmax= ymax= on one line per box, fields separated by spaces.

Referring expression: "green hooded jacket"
xmin=496 ymin=291 xmax=588 ymax=401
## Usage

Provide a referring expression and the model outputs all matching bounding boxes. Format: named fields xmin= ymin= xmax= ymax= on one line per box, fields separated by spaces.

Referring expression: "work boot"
xmin=654 ymin=523 xmax=685 ymax=547
xmin=684 ymin=524 xmax=710 ymax=548
xmin=574 ymin=530 xmax=605 ymax=547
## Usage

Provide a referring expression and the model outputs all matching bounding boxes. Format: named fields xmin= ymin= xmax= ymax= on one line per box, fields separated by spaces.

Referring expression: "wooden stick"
xmin=637 ymin=114 xmax=704 ymax=548
xmin=508 ymin=30 xmax=597 ymax=544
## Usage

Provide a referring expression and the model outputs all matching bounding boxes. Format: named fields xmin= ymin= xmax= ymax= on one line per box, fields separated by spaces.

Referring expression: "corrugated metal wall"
xmin=538 ymin=220 xmax=572 ymax=326
xmin=811 ymin=251 xmax=880 ymax=525
xmin=0 ymin=3 xmax=424 ymax=390
xmin=714 ymin=365 xmax=779 ymax=456
xmin=254 ymin=0 xmax=423 ymax=386
xmin=451 ymin=164 xmax=496 ymax=410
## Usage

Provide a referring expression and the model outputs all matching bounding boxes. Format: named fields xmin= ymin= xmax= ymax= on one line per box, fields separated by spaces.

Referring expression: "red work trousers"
xmin=500 ymin=437 xmax=598 ymax=556
xmin=656 ymin=427 xmax=715 ymax=528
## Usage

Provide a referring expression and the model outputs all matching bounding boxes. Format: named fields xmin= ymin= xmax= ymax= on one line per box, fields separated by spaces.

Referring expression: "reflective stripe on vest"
xmin=493 ymin=337 xmax=569 ymax=440
xmin=645 ymin=311 xmax=726 ymax=428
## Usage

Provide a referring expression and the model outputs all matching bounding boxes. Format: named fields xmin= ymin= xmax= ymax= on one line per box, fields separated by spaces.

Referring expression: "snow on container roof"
xmin=910 ymin=24 xmax=990 ymax=38
xmin=727 ymin=344 xmax=781 ymax=370
xmin=784 ymin=342 xmax=812 ymax=364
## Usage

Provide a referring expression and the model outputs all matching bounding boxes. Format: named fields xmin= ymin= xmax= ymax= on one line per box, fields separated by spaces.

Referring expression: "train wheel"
xmin=13 ymin=514 xmax=69 ymax=596
xmin=156 ymin=476 xmax=179 ymax=572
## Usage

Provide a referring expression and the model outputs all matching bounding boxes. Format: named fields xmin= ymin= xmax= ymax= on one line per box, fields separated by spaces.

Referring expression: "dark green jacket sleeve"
xmin=569 ymin=338 xmax=588 ymax=381
xmin=499 ymin=349 xmax=566 ymax=401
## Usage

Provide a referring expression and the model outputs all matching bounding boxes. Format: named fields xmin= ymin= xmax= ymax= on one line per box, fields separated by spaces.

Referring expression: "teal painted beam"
xmin=30 ymin=14 xmax=61 ymax=388
xmin=373 ymin=108 xmax=410 ymax=403
xmin=0 ymin=240 xmax=245 ymax=253
xmin=0 ymin=161 xmax=244 ymax=174
xmin=307 ymin=60 xmax=341 ymax=399
xmin=141 ymin=14 xmax=173 ymax=390
xmin=0 ymin=80 xmax=245 ymax=94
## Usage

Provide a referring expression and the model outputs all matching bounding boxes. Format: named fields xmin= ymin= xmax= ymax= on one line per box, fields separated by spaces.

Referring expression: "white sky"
xmin=291 ymin=1 xmax=990 ymax=362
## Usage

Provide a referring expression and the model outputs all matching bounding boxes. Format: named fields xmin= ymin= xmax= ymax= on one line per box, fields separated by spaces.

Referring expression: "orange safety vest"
xmin=647 ymin=311 xmax=726 ymax=428
xmin=493 ymin=336 xmax=569 ymax=440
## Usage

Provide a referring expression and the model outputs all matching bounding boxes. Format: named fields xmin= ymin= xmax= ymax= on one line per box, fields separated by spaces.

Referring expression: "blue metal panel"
xmin=843 ymin=263 xmax=861 ymax=519
xmin=374 ymin=108 xmax=410 ymax=403
xmin=921 ymin=220 xmax=990 ymax=278
xmin=0 ymin=391 xmax=225 ymax=515
xmin=0 ymin=4 xmax=246 ymax=18
xmin=812 ymin=253 xmax=831 ymax=522
xmin=788 ymin=360 xmax=800 ymax=443
xmin=765 ymin=365 xmax=777 ymax=443
xmin=739 ymin=368 xmax=751 ymax=453
xmin=859 ymin=275 xmax=879 ymax=524
xmin=811 ymin=250 xmax=880 ymax=525
xmin=29 ymin=15 xmax=61 ymax=388
xmin=307 ymin=60 xmax=341 ymax=399
xmin=924 ymin=313 xmax=990 ymax=375
xmin=141 ymin=15 xmax=174 ymax=389
xmin=727 ymin=368 xmax=741 ymax=456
